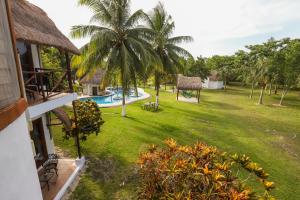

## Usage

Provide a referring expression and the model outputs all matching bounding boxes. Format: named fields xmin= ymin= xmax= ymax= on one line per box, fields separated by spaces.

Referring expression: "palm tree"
xmin=144 ymin=3 xmax=193 ymax=106
xmin=71 ymin=0 xmax=156 ymax=117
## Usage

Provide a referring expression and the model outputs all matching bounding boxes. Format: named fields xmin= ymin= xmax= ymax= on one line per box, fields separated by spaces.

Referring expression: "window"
xmin=0 ymin=0 xmax=21 ymax=110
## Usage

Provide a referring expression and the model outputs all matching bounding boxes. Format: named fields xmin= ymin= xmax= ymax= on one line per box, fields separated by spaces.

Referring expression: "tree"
xmin=144 ymin=3 xmax=193 ymax=106
xmin=234 ymin=50 xmax=258 ymax=98
xmin=207 ymin=55 xmax=235 ymax=90
xmin=71 ymin=0 xmax=156 ymax=117
xmin=246 ymin=38 xmax=279 ymax=104
xmin=184 ymin=56 xmax=210 ymax=80
xmin=276 ymin=39 xmax=300 ymax=105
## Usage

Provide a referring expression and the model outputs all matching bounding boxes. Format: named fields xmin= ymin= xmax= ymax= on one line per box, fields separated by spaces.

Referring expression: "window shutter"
xmin=0 ymin=0 xmax=21 ymax=110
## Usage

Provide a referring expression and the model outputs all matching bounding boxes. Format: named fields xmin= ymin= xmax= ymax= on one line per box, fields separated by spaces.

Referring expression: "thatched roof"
xmin=209 ymin=70 xmax=222 ymax=81
xmin=80 ymin=69 xmax=107 ymax=85
xmin=177 ymin=75 xmax=202 ymax=90
xmin=11 ymin=0 xmax=80 ymax=54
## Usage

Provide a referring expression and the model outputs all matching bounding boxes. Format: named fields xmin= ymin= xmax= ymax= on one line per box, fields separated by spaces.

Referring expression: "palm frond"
xmin=168 ymin=36 xmax=194 ymax=45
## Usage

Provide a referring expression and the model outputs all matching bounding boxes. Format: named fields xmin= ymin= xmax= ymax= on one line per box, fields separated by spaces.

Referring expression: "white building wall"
xmin=82 ymin=84 xmax=89 ymax=95
xmin=83 ymin=84 xmax=99 ymax=96
xmin=203 ymin=79 xmax=224 ymax=89
xmin=0 ymin=113 xmax=43 ymax=200
xmin=42 ymin=114 xmax=55 ymax=154
xmin=31 ymin=44 xmax=41 ymax=69
xmin=28 ymin=93 xmax=77 ymax=119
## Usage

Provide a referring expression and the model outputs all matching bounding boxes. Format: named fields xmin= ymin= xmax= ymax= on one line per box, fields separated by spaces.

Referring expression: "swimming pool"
xmin=79 ymin=88 xmax=150 ymax=107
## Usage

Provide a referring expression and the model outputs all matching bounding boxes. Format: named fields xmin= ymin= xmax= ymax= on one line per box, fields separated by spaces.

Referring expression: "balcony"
xmin=23 ymin=68 xmax=77 ymax=119
xmin=23 ymin=68 xmax=73 ymax=105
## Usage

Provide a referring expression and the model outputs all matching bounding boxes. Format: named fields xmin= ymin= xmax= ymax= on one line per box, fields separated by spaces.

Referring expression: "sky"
xmin=28 ymin=0 xmax=300 ymax=57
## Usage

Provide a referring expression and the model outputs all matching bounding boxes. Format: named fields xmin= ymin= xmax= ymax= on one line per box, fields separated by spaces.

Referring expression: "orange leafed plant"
xmin=137 ymin=139 xmax=275 ymax=200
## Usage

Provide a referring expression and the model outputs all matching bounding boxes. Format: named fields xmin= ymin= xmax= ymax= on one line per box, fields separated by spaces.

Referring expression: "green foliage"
xmin=40 ymin=47 xmax=66 ymax=69
xmin=184 ymin=57 xmax=210 ymax=80
xmin=52 ymin=87 xmax=300 ymax=199
xmin=138 ymin=139 xmax=275 ymax=200
xmin=73 ymin=83 xmax=83 ymax=94
xmin=144 ymin=3 xmax=193 ymax=100
xmin=71 ymin=0 xmax=158 ymax=116
xmin=207 ymin=55 xmax=236 ymax=89
xmin=64 ymin=100 xmax=104 ymax=141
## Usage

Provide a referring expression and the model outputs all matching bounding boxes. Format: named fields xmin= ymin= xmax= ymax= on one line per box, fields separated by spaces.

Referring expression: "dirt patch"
xmin=55 ymin=146 xmax=73 ymax=159
xmin=87 ymin=157 xmax=118 ymax=183
xmin=118 ymin=165 xmax=139 ymax=187
xmin=266 ymin=129 xmax=299 ymax=159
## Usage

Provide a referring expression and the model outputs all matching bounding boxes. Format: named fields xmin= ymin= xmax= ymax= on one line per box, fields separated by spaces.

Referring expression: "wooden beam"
xmin=65 ymin=53 xmax=73 ymax=92
xmin=72 ymin=101 xmax=82 ymax=159
xmin=0 ymin=99 xmax=28 ymax=131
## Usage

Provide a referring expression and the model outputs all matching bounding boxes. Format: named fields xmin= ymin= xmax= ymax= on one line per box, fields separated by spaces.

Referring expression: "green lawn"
xmin=52 ymin=86 xmax=300 ymax=200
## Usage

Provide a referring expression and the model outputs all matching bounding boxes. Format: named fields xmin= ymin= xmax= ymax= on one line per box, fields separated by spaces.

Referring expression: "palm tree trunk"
xmin=155 ymin=72 xmax=160 ymax=107
xmin=122 ymin=89 xmax=126 ymax=117
xmin=250 ymin=81 xmax=255 ymax=99
xmin=156 ymin=87 xmax=159 ymax=106
xmin=279 ymin=87 xmax=289 ymax=106
xmin=268 ymin=83 xmax=272 ymax=96
xmin=258 ymin=85 xmax=265 ymax=105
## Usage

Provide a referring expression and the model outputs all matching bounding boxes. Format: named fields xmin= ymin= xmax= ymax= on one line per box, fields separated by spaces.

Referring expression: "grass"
xmin=52 ymin=86 xmax=300 ymax=200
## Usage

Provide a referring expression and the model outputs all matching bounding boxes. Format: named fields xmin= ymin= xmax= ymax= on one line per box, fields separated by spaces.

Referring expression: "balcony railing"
xmin=23 ymin=68 xmax=73 ymax=105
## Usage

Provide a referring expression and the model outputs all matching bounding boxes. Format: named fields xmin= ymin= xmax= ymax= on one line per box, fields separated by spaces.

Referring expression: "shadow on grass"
xmin=72 ymin=151 xmax=140 ymax=200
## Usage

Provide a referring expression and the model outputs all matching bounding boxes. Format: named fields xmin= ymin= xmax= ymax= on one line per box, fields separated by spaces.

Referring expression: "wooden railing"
xmin=23 ymin=68 xmax=73 ymax=105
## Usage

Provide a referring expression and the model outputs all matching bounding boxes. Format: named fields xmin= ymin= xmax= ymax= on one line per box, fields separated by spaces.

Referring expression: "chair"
xmin=42 ymin=154 xmax=59 ymax=176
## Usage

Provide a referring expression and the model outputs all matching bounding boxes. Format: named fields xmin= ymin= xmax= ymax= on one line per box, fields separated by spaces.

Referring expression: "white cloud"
xmin=27 ymin=0 xmax=300 ymax=56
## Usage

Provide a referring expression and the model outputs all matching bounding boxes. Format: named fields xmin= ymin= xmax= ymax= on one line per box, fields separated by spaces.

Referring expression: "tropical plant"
xmin=71 ymin=0 xmax=156 ymax=116
xmin=144 ymin=3 xmax=193 ymax=106
xmin=63 ymin=100 xmax=104 ymax=141
xmin=138 ymin=139 xmax=276 ymax=200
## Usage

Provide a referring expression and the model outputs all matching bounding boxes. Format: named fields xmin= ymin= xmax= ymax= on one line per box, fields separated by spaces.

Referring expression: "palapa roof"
xmin=80 ymin=69 xmax=107 ymax=85
xmin=11 ymin=0 xmax=80 ymax=54
xmin=177 ymin=75 xmax=202 ymax=90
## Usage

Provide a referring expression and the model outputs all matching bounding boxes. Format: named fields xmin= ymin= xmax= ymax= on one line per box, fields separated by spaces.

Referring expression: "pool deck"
xmin=71 ymin=88 xmax=151 ymax=108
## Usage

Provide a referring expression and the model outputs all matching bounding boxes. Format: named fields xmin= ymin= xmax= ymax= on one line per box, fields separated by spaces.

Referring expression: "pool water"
xmin=80 ymin=89 xmax=144 ymax=105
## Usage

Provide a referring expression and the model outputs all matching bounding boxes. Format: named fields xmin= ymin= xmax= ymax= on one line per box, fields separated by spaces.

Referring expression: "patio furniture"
xmin=43 ymin=161 xmax=58 ymax=176
xmin=142 ymin=102 xmax=158 ymax=111
xmin=142 ymin=102 xmax=151 ymax=110
xmin=39 ymin=172 xmax=54 ymax=191
xmin=42 ymin=154 xmax=59 ymax=176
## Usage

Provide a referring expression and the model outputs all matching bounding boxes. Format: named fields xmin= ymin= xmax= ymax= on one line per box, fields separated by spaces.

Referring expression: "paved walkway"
xmin=178 ymin=96 xmax=199 ymax=104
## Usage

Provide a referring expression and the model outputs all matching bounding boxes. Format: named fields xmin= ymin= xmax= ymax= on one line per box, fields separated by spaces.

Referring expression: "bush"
xmin=138 ymin=139 xmax=275 ymax=200
xmin=63 ymin=100 xmax=104 ymax=141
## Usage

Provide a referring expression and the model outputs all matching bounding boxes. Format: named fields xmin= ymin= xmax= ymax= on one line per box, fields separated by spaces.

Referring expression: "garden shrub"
xmin=64 ymin=100 xmax=104 ymax=141
xmin=138 ymin=139 xmax=275 ymax=200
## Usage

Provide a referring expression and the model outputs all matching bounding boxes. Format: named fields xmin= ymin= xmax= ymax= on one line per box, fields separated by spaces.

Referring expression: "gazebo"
xmin=80 ymin=69 xmax=106 ymax=96
xmin=176 ymin=75 xmax=202 ymax=103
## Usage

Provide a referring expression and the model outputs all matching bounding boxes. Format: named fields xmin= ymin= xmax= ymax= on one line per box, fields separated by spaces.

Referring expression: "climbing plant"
xmin=138 ymin=139 xmax=275 ymax=200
